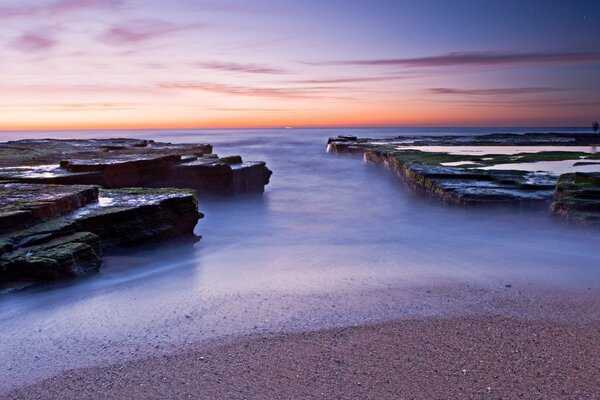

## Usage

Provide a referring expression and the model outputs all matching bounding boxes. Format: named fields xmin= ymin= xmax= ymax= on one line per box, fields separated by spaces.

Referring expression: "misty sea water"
xmin=0 ymin=127 xmax=598 ymax=392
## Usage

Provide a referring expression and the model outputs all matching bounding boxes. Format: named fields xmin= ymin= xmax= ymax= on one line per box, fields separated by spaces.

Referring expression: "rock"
xmin=0 ymin=139 xmax=271 ymax=195
xmin=0 ymin=184 xmax=98 ymax=234
xmin=0 ymin=232 xmax=102 ymax=282
xmin=156 ymin=158 xmax=272 ymax=195
xmin=0 ymin=137 xmax=271 ymax=291
xmin=327 ymin=133 xmax=600 ymax=219
xmin=551 ymin=172 xmax=600 ymax=227
xmin=0 ymin=183 xmax=201 ymax=289
xmin=354 ymin=144 xmax=556 ymax=206
xmin=71 ymin=188 xmax=202 ymax=248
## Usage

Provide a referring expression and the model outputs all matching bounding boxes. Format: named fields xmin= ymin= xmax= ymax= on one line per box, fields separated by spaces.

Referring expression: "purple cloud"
xmin=428 ymin=87 xmax=562 ymax=95
xmin=197 ymin=61 xmax=288 ymax=74
xmin=185 ymin=1 xmax=297 ymax=14
xmin=10 ymin=31 xmax=56 ymax=52
xmin=0 ymin=0 xmax=124 ymax=18
xmin=308 ymin=51 xmax=600 ymax=68
xmin=426 ymin=98 xmax=600 ymax=108
xmin=287 ymin=76 xmax=410 ymax=84
xmin=2 ymin=83 xmax=162 ymax=95
xmin=0 ymin=102 xmax=139 ymax=111
xmin=100 ymin=20 xmax=204 ymax=45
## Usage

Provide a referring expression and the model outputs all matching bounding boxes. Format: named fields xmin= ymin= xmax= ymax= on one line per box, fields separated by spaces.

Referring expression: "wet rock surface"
xmin=0 ymin=138 xmax=270 ymax=290
xmin=551 ymin=172 xmax=600 ymax=227
xmin=0 ymin=184 xmax=201 ymax=290
xmin=0 ymin=184 xmax=98 ymax=234
xmin=328 ymin=133 xmax=600 ymax=223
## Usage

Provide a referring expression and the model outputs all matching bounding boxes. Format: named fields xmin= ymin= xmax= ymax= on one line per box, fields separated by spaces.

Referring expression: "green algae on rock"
xmin=0 ymin=232 xmax=102 ymax=283
xmin=0 ymin=184 xmax=201 ymax=290
xmin=551 ymin=173 xmax=600 ymax=227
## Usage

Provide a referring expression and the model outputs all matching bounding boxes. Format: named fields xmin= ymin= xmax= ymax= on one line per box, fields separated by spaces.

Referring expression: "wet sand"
xmin=4 ymin=293 xmax=599 ymax=400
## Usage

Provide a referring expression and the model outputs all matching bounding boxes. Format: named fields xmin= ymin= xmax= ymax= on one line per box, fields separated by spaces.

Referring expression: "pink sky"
xmin=1 ymin=0 xmax=599 ymax=129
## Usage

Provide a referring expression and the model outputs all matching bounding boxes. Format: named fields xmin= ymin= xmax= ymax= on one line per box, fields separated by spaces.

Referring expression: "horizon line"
xmin=0 ymin=124 xmax=593 ymax=132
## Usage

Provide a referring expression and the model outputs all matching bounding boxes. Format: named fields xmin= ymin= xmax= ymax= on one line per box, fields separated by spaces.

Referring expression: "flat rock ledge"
xmin=327 ymin=133 xmax=600 ymax=227
xmin=0 ymin=138 xmax=272 ymax=195
xmin=0 ymin=138 xmax=271 ymax=291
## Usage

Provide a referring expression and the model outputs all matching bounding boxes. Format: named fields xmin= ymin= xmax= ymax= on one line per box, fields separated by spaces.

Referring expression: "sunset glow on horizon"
xmin=1 ymin=0 xmax=599 ymax=130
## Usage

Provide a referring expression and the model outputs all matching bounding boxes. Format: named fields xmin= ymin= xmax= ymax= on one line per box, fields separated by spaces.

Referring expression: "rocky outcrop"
xmin=0 ymin=138 xmax=272 ymax=290
xmin=551 ymin=173 xmax=600 ymax=227
xmin=362 ymin=150 xmax=555 ymax=206
xmin=0 ymin=184 xmax=201 ymax=289
xmin=327 ymin=134 xmax=600 ymax=218
xmin=0 ymin=138 xmax=272 ymax=195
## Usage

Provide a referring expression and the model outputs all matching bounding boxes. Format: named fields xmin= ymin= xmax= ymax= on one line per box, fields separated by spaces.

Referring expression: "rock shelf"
xmin=327 ymin=133 xmax=600 ymax=225
xmin=0 ymin=138 xmax=272 ymax=291
xmin=551 ymin=172 xmax=600 ymax=227
xmin=0 ymin=138 xmax=272 ymax=195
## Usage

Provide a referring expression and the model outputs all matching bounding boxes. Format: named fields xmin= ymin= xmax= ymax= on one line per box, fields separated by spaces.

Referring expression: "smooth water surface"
xmin=479 ymin=159 xmax=600 ymax=174
xmin=1 ymin=127 xmax=599 ymax=392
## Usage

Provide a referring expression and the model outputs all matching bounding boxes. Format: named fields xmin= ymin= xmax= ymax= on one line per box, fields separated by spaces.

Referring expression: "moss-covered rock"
xmin=0 ymin=184 xmax=202 ymax=289
xmin=0 ymin=232 xmax=101 ymax=282
xmin=551 ymin=173 xmax=600 ymax=227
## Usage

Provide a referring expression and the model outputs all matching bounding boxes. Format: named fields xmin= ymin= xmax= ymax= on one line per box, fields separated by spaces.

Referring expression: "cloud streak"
xmin=308 ymin=51 xmax=600 ymax=68
xmin=0 ymin=102 xmax=140 ymax=112
xmin=197 ymin=61 xmax=288 ymax=74
xmin=10 ymin=31 xmax=57 ymax=52
xmin=427 ymin=87 xmax=563 ymax=96
xmin=0 ymin=0 xmax=124 ymax=18
xmin=100 ymin=20 xmax=204 ymax=45
xmin=426 ymin=98 xmax=600 ymax=108
xmin=159 ymin=82 xmax=351 ymax=100
xmin=1 ymin=83 xmax=162 ymax=95
xmin=287 ymin=76 xmax=411 ymax=84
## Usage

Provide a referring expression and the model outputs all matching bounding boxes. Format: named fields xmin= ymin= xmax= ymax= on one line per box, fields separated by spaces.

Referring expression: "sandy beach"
xmin=3 ymin=288 xmax=599 ymax=400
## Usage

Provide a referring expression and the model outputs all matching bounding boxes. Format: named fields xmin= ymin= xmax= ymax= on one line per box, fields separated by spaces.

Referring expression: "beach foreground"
xmin=4 ymin=297 xmax=599 ymax=400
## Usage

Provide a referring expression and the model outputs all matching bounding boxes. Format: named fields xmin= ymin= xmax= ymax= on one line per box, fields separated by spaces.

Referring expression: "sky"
xmin=0 ymin=0 xmax=599 ymax=130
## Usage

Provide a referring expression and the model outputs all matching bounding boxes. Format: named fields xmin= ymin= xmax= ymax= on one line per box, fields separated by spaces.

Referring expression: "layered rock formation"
xmin=0 ymin=183 xmax=201 ymax=290
xmin=0 ymin=138 xmax=272 ymax=195
xmin=0 ymin=138 xmax=272 ymax=291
